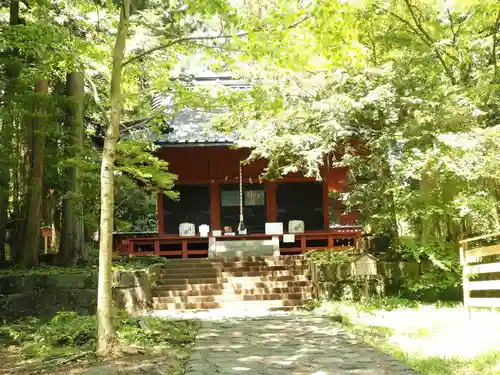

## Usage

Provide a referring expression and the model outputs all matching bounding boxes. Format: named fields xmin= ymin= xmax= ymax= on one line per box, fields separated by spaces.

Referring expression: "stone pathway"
xmin=184 ymin=314 xmax=418 ymax=375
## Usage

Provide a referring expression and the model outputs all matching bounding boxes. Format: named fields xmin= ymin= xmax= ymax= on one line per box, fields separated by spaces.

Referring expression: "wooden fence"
xmin=459 ymin=232 xmax=500 ymax=314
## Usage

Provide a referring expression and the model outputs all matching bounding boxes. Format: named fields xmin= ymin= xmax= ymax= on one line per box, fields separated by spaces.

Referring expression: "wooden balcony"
xmin=113 ymin=226 xmax=363 ymax=259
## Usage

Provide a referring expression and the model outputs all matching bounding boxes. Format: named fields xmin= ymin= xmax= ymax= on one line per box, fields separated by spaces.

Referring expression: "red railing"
xmin=113 ymin=227 xmax=363 ymax=259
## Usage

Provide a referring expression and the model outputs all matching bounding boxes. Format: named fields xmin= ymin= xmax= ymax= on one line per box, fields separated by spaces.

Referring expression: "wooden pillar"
xmin=323 ymin=176 xmax=330 ymax=231
xmin=266 ymin=182 xmax=277 ymax=222
xmin=154 ymin=239 xmax=160 ymax=256
xmin=210 ymin=181 xmax=221 ymax=230
xmin=182 ymin=240 xmax=188 ymax=259
xmin=126 ymin=240 xmax=133 ymax=257
xmin=157 ymin=192 xmax=165 ymax=236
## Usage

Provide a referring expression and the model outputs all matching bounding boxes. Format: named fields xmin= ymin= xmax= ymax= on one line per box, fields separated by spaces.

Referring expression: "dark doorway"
xmin=276 ymin=182 xmax=324 ymax=231
xmin=220 ymin=183 xmax=266 ymax=234
xmin=163 ymin=185 xmax=210 ymax=235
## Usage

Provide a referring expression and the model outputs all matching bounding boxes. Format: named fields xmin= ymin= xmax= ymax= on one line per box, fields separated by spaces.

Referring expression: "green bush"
xmin=0 ymin=312 xmax=96 ymax=358
xmin=112 ymin=255 xmax=168 ymax=271
xmin=0 ymin=311 xmax=200 ymax=360
xmin=118 ymin=315 xmax=199 ymax=347
xmin=392 ymin=237 xmax=461 ymax=299
xmin=305 ymin=249 xmax=356 ymax=265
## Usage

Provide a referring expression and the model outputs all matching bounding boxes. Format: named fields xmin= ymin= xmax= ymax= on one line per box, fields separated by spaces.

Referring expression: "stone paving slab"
xmin=184 ymin=314 xmax=418 ymax=375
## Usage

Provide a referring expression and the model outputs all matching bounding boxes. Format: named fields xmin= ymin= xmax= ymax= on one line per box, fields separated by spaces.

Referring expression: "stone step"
xmin=152 ymin=298 xmax=308 ymax=311
xmin=158 ymin=269 xmax=307 ymax=279
xmin=156 ymin=274 xmax=310 ymax=286
xmin=155 ymin=280 xmax=311 ymax=291
xmin=165 ymin=255 xmax=304 ymax=264
xmin=160 ymin=265 xmax=307 ymax=275
xmin=152 ymin=292 xmax=312 ymax=304
xmin=153 ymin=286 xmax=311 ymax=297
xmin=161 ymin=260 xmax=308 ymax=271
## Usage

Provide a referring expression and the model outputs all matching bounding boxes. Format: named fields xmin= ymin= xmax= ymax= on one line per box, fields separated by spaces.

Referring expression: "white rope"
xmin=239 ymin=161 xmax=244 ymax=223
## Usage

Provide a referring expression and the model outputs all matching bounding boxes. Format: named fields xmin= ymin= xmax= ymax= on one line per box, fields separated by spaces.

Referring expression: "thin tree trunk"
xmin=57 ymin=72 xmax=85 ymax=265
xmin=0 ymin=191 xmax=8 ymax=263
xmin=97 ymin=0 xmax=130 ymax=356
xmin=19 ymin=80 xmax=48 ymax=267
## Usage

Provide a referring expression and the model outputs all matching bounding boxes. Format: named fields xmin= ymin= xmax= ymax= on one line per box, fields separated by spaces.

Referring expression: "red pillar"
xmin=182 ymin=240 xmax=188 ymax=259
xmin=266 ymin=182 xmax=277 ymax=222
xmin=210 ymin=181 xmax=221 ymax=230
xmin=323 ymin=175 xmax=330 ymax=231
xmin=157 ymin=191 xmax=165 ymax=236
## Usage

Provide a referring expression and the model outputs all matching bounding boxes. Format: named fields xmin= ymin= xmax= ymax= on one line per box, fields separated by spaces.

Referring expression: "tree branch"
xmin=122 ymin=16 xmax=309 ymax=67
xmin=403 ymin=0 xmax=435 ymax=45
xmin=122 ymin=33 xmax=240 ymax=67
xmin=402 ymin=0 xmax=457 ymax=84
xmin=83 ymin=71 xmax=110 ymax=125
xmin=185 ymin=40 xmax=245 ymax=53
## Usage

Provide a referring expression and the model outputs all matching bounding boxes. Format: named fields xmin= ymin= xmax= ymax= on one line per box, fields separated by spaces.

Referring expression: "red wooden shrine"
xmin=114 ymin=145 xmax=362 ymax=258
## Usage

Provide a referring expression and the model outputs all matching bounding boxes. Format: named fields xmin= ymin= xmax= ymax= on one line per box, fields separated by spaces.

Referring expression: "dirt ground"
xmin=0 ymin=345 xmax=188 ymax=375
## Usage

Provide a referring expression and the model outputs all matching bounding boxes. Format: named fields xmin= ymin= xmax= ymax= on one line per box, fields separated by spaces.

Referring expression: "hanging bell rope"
xmin=238 ymin=160 xmax=246 ymax=234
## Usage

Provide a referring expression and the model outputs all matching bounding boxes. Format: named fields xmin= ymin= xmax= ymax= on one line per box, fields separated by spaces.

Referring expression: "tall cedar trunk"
xmin=19 ymin=80 xmax=48 ymax=267
xmin=57 ymin=72 xmax=85 ymax=265
xmin=97 ymin=0 xmax=130 ymax=356
xmin=0 ymin=0 xmax=22 ymax=262
xmin=11 ymin=76 xmax=34 ymax=263
xmin=11 ymin=125 xmax=31 ymax=263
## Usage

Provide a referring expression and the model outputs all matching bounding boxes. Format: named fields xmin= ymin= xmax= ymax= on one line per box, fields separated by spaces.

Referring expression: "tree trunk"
xmin=57 ymin=72 xmax=85 ymax=265
xmin=19 ymin=80 xmax=49 ymax=267
xmin=0 ymin=190 xmax=8 ymax=263
xmin=0 ymin=0 xmax=22 ymax=262
xmin=97 ymin=0 xmax=130 ymax=356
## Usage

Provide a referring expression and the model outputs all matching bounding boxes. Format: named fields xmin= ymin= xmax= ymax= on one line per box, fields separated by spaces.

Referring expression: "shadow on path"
xmin=184 ymin=314 xmax=418 ymax=375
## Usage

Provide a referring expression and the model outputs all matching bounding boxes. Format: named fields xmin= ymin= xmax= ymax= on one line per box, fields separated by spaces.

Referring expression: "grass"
xmin=0 ymin=312 xmax=200 ymax=375
xmin=0 ymin=254 xmax=168 ymax=276
xmin=316 ymin=298 xmax=500 ymax=375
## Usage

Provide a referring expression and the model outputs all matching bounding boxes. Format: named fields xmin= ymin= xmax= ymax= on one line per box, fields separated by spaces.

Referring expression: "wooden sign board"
xmin=265 ymin=222 xmax=283 ymax=235
xmin=353 ymin=254 xmax=378 ymax=276
xmin=245 ymin=190 xmax=265 ymax=206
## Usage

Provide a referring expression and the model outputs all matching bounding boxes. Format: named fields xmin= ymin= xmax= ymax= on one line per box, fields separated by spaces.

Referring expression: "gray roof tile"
xmin=158 ymin=108 xmax=237 ymax=145
xmin=156 ymin=75 xmax=249 ymax=146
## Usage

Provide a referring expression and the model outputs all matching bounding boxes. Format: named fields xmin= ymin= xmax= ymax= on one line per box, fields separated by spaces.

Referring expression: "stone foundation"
xmin=0 ymin=265 xmax=160 ymax=319
xmin=208 ymin=237 xmax=280 ymax=258
xmin=309 ymin=260 xmax=421 ymax=300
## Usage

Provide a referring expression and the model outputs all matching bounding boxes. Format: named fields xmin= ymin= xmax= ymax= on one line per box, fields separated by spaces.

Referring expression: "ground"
xmin=184 ymin=313 xmax=417 ymax=375
xmin=0 ymin=316 xmax=200 ymax=375
xmin=3 ymin=300 xmax=500 ymax=374
xmin=317 ymin=299 xmax=500 ymax=375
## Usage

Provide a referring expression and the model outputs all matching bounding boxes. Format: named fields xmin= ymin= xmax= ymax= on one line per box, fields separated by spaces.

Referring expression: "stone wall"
xmin=0 ymin=265 xmax=160 ymax=319
xmin=309 ymin=260 xmax=421 ymax=300
xmin=208 ymin=237 xmax=280 ymax=258
xmin=112 ymin=265 xmax=160 ymax=315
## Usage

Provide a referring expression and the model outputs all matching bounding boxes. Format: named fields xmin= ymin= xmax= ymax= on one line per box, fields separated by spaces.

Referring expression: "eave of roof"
xmin=157 ymin=141 xmax=234 ymax=148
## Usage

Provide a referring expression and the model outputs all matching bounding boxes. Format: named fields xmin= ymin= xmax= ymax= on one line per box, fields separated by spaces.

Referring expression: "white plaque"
xmin=265 ymin=222 xmax=283 ymax=235
xmin=283 ymin=234 xmax=295 ymax=243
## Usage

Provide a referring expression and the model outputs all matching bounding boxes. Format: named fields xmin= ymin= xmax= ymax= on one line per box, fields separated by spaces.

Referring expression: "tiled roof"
xmin=158 ymin=108 xmax=237 ymax=145
xmin=158 ymin=75 xmax=248 ymax=146
xmin=121 ymin=75 xmax=248 ymax=146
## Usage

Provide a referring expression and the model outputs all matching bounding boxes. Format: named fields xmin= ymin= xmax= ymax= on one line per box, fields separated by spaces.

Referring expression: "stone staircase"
xmin=152 ymin=256 xmax=312 ymax=311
